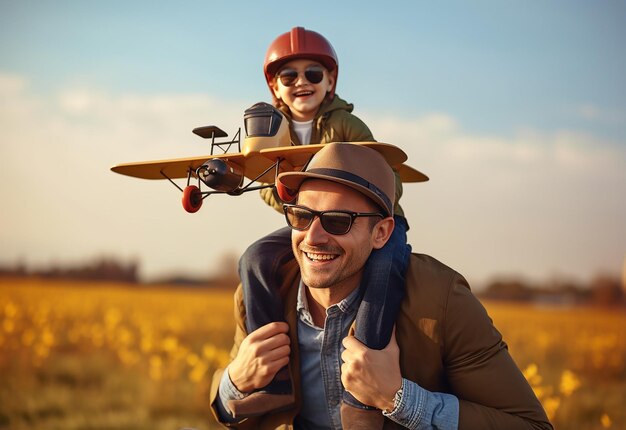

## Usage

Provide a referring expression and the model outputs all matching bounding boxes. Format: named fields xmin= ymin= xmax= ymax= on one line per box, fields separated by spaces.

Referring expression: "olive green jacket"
xmin=209 ymin=254 xmax=553 ymax=430
xmin=260 ymin=95 xmax=405 ymax=218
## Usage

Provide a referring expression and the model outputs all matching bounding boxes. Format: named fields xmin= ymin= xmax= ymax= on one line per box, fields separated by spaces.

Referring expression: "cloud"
xmin=0 ymin=73 xmax=27 ymax=93
xmin=370 ymin=112 xmax=624 ymax=169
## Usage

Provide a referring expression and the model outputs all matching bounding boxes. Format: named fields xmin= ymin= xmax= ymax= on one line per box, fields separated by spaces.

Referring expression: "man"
xmin=210 ymin=143 xmax=552 ymax=430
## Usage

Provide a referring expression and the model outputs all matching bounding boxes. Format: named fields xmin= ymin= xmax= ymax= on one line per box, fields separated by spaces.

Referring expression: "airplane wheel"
xmin=275 ymin=181 xmax=297 ymax=203
xmin=182 ymin=185 xmax=203 ymax=213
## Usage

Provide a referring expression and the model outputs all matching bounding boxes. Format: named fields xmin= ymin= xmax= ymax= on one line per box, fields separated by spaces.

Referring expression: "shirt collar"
xmin=297 ymin=280 xmax=361 ymax=322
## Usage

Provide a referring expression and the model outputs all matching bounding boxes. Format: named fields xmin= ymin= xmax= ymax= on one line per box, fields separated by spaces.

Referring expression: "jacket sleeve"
xmin=209 ymin=286 xmax=263 ymax=429
xmin=443 ymin=275 xmax=553 ymax=430
xmin=331 ymin=109 xmax=374 ymax=142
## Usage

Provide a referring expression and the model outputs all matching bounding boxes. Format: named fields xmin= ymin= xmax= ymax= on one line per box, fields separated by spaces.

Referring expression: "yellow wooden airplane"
xmin=111 ymin=102 xmax=428 ymax=213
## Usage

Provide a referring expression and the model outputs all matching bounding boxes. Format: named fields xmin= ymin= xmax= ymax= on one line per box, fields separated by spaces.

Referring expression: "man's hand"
xmin=341 ymin=328 xmax=402 ymax=411
xmin=228 ymin=321 xmax=291 ymax=393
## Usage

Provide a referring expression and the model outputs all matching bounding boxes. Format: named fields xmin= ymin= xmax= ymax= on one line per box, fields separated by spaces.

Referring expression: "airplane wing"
xmin=111 ymin=142 xmax=428 ymax=183
xmin=396 ymin=164 xmax=429 ymax=182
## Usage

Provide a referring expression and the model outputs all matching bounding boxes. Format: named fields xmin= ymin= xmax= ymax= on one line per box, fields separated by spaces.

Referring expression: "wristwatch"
xmin=383 ymin=382 xmax=403 ymax=414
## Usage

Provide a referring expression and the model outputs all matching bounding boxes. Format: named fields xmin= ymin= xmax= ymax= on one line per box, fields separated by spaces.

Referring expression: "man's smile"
xmin=299 ymin=244 xmax=342 ymax=264
xmin=305 ymin=252 xmax=338 ymax=262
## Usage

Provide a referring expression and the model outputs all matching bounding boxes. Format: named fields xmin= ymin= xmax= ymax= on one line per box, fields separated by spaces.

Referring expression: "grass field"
xmin=1 ymin=278 xmax=625 ymax=429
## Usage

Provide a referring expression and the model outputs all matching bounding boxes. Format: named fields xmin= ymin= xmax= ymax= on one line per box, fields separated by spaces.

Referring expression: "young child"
xmin=232 ymin=27 xmax=411 ymax=419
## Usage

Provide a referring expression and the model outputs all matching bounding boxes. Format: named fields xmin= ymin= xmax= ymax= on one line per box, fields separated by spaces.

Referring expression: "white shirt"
xmin=292 ymin=119 xmax=313 ymax=145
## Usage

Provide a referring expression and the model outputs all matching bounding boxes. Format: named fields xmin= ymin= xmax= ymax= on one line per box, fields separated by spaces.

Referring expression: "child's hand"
xmin=228 ymin=321 xmax=291 ymax=393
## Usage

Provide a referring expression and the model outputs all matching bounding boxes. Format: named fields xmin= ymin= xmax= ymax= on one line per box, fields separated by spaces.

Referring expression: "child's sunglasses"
xmin=277 ymin=66 xmax=325 ymax=87
xmin=283 ymin=204 xmax=383 ymax=235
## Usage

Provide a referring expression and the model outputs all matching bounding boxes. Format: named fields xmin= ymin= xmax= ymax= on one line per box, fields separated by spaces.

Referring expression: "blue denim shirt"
xmin=295 ymin=279 xmax=361 ymax=429
xmin=217 ymin=281 xmax=459 ymax=429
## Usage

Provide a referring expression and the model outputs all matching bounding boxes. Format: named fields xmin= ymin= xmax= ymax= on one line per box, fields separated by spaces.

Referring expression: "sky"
xmin=1 ymin=1 xmax=625 ymax=287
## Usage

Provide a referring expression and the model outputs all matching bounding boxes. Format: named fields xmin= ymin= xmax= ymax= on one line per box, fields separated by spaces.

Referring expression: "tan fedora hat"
xmin=277 ymin=142 xmax=400 ymax=216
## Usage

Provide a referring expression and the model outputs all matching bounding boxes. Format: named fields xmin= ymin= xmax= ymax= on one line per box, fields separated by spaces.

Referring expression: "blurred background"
xmin=1 ymin=1 xmax=625 ymax=429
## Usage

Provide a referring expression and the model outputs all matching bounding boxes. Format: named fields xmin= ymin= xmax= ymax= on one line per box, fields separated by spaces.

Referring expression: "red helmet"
xmin=264 ymin=27 xmax=338 ymax=98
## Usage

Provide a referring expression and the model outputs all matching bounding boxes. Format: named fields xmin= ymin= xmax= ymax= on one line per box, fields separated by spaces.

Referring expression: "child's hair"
xmin=264 ymin=27 xmax=339 ymax=107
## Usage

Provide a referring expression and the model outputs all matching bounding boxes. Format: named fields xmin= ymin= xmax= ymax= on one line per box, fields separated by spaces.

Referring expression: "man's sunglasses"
xmin=283 ymin=204 xmax=384 ymax=236
xmin=277 ymin=66 xmax=325 ymax=87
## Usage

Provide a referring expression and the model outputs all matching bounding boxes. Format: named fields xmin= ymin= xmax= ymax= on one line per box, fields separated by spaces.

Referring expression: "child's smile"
xmin=293 ymin=89 xmax=314 ymax=98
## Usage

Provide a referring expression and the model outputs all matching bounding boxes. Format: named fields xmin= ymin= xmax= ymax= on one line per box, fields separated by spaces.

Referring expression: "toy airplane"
xmin=111 ymin=102 xmax=428 ymax=213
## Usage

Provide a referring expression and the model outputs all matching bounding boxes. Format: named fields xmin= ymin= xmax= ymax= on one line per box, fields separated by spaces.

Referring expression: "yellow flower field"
xmin=1 ymin=279 xmax=625 ymax=429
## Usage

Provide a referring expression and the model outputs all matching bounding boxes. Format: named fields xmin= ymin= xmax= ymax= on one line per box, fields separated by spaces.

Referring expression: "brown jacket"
xmin=210 ymin=254 xmax=552 ymax=430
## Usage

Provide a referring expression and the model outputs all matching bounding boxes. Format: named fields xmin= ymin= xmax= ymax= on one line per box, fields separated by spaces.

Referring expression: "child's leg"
xmin=343 ymin=215 xmax=410 ymax=409
xmin=238 ymin=226 xmax=293 ymax=333
xmin=354 ymin=215 xmax=410 ymax=349
xmin=237 ymin=226 xmax=294 ymax=401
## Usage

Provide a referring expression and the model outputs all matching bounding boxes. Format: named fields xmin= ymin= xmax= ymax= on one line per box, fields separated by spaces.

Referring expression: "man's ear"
xmin=372 ymin=217 xmax=395 ymax=250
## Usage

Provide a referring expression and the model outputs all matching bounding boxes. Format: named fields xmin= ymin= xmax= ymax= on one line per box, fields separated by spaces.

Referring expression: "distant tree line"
xmin=479 ymin=274 xmax=625 ymax=307
xmin=0 ymin=254 xmax=241 ymax=288
xmin=0 ymin=257 xmax=139 ymax=284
